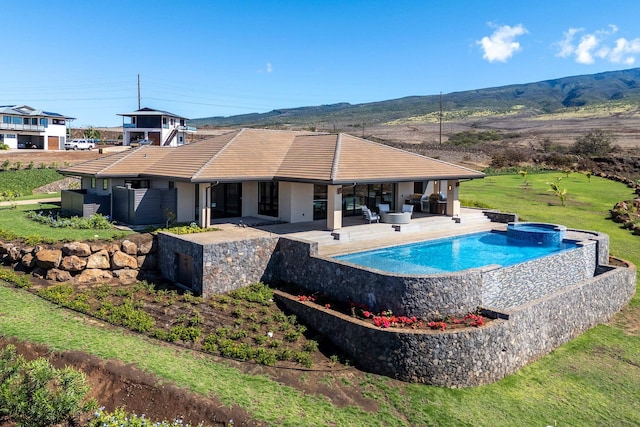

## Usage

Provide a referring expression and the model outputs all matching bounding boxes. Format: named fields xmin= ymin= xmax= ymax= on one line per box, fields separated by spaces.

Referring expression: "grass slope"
xmin=0 ymin=170 xmax=639 ymax=426
xmin=0 ymin=169 xmax=63 ymax=196
xmin=0 ymin=203 xmax=129 ymax=242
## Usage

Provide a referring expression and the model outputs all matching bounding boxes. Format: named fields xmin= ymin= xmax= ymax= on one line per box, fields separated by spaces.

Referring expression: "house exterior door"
xmin=210 ymin=183 xmax=242 ymax=219
xmin=47 ymin=136 xmax=59 ymax=150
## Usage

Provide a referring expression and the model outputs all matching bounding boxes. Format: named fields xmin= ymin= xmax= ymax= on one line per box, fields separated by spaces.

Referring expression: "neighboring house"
xmin=118 ymin=107 xmax=197 ymax=147
xmin=59 ymin=128 xmax=484 ymax=229
xmin=0 ymin=105 xmax=74 ymax=150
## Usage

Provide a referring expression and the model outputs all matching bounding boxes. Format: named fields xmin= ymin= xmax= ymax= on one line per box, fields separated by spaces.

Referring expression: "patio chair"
xmin=378 ymin=203 xmax=390 ymax=214
xmin=362 ymin=206 xmax=380 ymax=223
xmin=402 ymin=204 xmax=414 ymax=218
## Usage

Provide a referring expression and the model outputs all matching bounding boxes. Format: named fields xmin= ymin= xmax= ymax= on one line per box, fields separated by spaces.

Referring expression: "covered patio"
xmin=208 ymin=207 xmax=500 ymax=256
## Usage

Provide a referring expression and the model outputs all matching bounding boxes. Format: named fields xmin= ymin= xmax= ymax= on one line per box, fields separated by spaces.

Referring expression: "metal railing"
xmin=0 ymin=123 xmax=45 ymax=132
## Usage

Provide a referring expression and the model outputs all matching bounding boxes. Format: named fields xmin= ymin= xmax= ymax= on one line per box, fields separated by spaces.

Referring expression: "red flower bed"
xmin=296 ymin=293 xmax=488 ymax=331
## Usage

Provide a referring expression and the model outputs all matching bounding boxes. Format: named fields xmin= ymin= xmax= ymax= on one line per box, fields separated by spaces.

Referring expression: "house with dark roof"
xmin=59 ymin=128 xmax=484 ymax=230
xmin=118 ymin=107 xmax=197 ymax=147
xmin=0 ymin=105 xmax=74 ymax=150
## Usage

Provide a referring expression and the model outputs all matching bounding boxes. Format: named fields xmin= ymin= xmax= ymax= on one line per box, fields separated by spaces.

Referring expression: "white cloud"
xmin=257 ymin=62 xmax=273 ymax=73
xmin=575 ymin=34 xmax=598 ymax=64
xmin=555 ymin=27 xmax=583 ymax=58
xmin=477 ymin=23 xmax=528 ymax=63
xmin=554 ymin=25 xmax=640 ymax=65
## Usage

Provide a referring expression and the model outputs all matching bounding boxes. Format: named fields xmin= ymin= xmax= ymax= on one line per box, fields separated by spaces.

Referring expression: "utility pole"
xmin=137 ymin=74 xmax=141 ymax=110
xmin=439 ymin=92 xmax=443 ymax=145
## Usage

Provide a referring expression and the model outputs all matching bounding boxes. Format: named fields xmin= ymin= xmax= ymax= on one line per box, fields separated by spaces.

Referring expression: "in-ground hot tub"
xmin=506 ymin=222 xmax=567 ymax=246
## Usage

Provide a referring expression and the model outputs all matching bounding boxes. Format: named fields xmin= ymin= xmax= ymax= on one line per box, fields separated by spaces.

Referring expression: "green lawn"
xmin=0 ymin=203 xmax=130 ymax=243
xmin=0 ymin=170 xmax=639 ymax=426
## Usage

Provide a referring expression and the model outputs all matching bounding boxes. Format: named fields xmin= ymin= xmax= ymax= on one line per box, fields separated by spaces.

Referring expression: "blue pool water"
xmin=334 ymin=231 xmax=578 ymax=274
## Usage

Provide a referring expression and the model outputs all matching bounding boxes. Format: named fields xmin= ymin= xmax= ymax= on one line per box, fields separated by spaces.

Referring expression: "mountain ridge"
xmin=190 ymin=67 xmax=640 ymax=128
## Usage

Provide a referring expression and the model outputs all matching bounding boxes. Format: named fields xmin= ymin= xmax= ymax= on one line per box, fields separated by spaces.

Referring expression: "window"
xmin=40 ymin=118 xmax=48 ymax=127
xmin=168 ymin=181 xmax=174 ymax=189
xmin=91 ymin=178 xmax=96 ymax=188
xmin=31 ymin=118 xmax=38 ymax=125
xmin=12 ymin=117 xmax=21 ymax=124
xmin=258 ymin=181 xmax=278 ymax=217
xmin=124 ymin=179 xmax=150 ymax=189
xmin=102 ymin=179 xmax=109 ymax=191
xmin=52 ymin=118 xmax=64 ymax=125
xmin=2 ymin=116 xmax=10 ymax=124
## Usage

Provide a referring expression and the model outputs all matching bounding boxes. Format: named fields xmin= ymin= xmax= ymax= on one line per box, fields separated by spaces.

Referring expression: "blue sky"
xmin=3 ymin=0 xmax=640 ymax=127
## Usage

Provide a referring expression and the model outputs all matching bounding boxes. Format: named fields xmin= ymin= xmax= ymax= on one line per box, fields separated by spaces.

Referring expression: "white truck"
xmin=64 ymin=139 xmax=95 ymax=150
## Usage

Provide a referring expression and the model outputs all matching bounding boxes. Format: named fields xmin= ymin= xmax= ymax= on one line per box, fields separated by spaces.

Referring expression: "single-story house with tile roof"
xmin=58 ymin=128 xmax=484 ymax=230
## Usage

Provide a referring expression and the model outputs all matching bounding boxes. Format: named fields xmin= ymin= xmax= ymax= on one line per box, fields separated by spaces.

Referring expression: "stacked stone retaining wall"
xmin=275 ymin=259 xmax=636 ymax=386
xmin=0 ymin=234 xmax=158 ymax=285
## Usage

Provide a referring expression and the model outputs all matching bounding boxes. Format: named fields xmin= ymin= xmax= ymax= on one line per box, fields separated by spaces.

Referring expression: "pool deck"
xmin=188 ymin=208 xmax=504 ymax=256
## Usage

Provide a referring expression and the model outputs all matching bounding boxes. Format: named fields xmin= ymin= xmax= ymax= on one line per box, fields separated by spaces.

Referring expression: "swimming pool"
xmin=334 ymin=230 xmax=578 ymax=274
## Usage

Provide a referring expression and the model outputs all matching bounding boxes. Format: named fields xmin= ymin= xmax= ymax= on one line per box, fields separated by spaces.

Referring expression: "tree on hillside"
xmin=571 ymin=129 xmax=615 ymax=157
xmin=83 ymin=127 xmax=101 ymax=141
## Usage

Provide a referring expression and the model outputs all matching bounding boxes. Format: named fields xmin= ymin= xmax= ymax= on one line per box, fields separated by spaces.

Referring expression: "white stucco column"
xmin=199 ymin=184 xmax=210 ymax=228
xmin=446 ymin=180 xmax=461 ymax=218
xmin=326 ymin=185 xmax=343 ymax=230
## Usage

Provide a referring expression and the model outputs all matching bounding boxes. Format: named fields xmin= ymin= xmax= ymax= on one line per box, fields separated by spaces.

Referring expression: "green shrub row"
xmin=26 ymin=211 xmax=113 ymax=229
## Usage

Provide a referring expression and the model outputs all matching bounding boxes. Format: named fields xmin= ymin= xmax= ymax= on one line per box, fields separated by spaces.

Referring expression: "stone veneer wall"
xmin=272 ymin=232 xmax=603 ymax=318
xmin=275 ymin=260 xmax=636 ymax=387
xmin=273 ymin=238 xmax=485 ymax=318
xmin=481 ymin=240 xmax=597 ymax=310
xmin=158 ymin=232 xmax=279 ymax=297
xmin=482 ymin=210 xmax=518 ymax=223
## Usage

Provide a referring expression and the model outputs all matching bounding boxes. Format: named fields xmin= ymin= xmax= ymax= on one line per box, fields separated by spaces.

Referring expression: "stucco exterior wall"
xmin=175 ymin=181 xmax=195 ymax=223
xmin=279 ymin=182 xmax=314 ymax=223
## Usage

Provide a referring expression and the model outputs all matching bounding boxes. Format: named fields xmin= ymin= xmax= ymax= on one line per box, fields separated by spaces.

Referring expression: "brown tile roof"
xmin=59 ymin=128 xmax=484 ymax=183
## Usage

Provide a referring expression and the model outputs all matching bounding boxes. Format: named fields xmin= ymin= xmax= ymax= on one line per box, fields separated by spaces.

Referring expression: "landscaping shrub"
xmin=26 ymin=211 xmax=113 ymax=230
xmin=0 ymin=344 xmax=96 ymax=426
xmin=88 ymin=407 xmax=205 ymax=427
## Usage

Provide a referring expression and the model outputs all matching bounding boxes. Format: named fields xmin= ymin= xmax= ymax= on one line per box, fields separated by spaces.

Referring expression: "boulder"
xmin=126 ymin=233 xmax=156 ymax=254
xmin=86 ymin=249 xmax=110 ymax=269
xmin=111 ymin=250 xmax=138 ymax=269
xmin=121 ymin=240 xmax=138 ymax=255
xmin=31 ymin=267 xmax=47 ymax=278
xmin=21 ymin=253 xmax=35 ymax=269
xmin=60 ymin=255 xmax=87 ymax=272
xmin=35 ymin=249 xmax=62 ymax=269
xmin=46 ymin=268 xmax=72 ymax=282
xmin=106 ymin=243 xmax=121 ymax=256
xmin=62 ymin=242 xmax=91 ymax=257
xmin=6 ymin=245 xmax=21 ymax=263
xmin=112 ymin=269 xmax=139 ymax=284
xmin=75 ymin=269 xmax=113 ymax=284
xmin=89 ymin=241 xmax=108 ymax=253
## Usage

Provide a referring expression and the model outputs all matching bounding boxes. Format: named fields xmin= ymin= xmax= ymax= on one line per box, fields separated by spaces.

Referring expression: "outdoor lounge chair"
xmin=378 ymin=203 xmax=390 ymax=214
xmin=402 ymin=204 xmax=414 ymax=217
xmin=362 ymin=206 xmax=380 ymax=223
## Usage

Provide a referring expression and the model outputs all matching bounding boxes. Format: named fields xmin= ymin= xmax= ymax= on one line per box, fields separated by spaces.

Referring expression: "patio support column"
xmin=326 ymin=184 xmax=343 ymax=230
xmin=199 ymin=184 xmax=210 ymax=228
xmin=446 ymin=180 xmax=461 ymax=218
